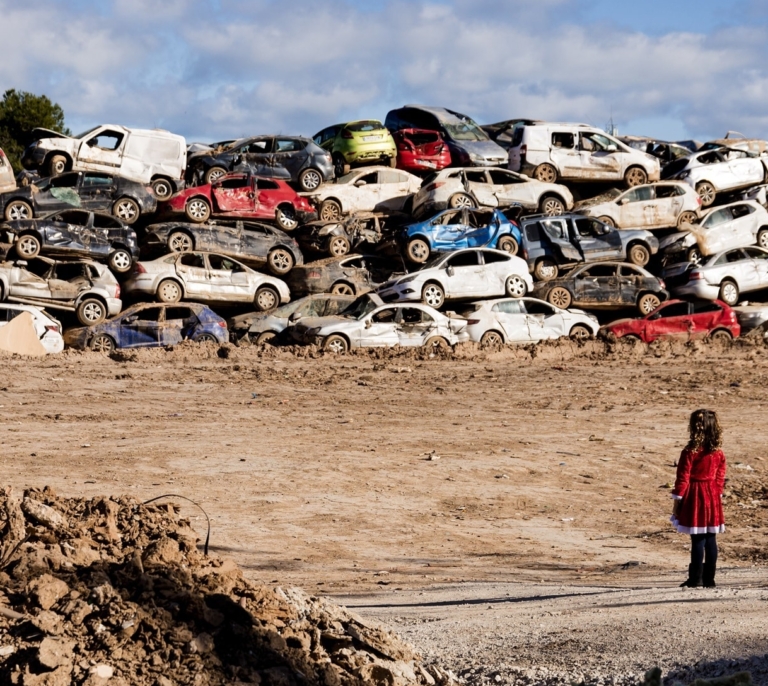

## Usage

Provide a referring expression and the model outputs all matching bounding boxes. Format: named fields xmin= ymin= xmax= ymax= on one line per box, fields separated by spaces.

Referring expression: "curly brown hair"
xmin=688 ymin=409 xmax=722 ymax=453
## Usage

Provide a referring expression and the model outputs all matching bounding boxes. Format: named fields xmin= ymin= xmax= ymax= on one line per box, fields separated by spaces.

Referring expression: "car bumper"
xmin=107 ymin=298 xmax=122 ymax=316
xmin=41 ymin=332 xmax=65 ymax=354
xmin=122 ymin=274 xmax=158 ymax=295
xmin=344 ymin=146 xmax=397 ymax=164
xmin=21 ymin=147 xmax=46 ymax=170
xmin=671 ymin=281 xmax=720 ymax=300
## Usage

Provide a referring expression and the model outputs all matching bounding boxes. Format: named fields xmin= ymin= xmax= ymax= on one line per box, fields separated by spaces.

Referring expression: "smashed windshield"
xmin=442 ymin=115 xmax=489 ymax=142
xmin=73 ymin=126 xmax=100 ymax=140
xmin=341 ymin=295 xmax=380 ymax=319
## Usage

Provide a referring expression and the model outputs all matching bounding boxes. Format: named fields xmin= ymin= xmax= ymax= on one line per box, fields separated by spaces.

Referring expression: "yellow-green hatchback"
xmin=313 ymin=120 xmax=396 ymax=177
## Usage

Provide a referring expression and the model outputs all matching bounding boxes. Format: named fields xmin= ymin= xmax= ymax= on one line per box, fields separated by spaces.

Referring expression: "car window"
xmin=275 ymin=139 xmax=305 ymax=153
xmin=698 ymin=151 xmax=724 ymax=165
xmin=49 ymin=174 xmax=79 ymax=189
xmin=133 ymin=307 xmax=162 ymax=322
xmin=51 ymin=210 xmax=90 ymax=226
xmin=378 ymin=170 xmax=403 ymax=184
xmin=208 ymin=254 xmax=243 ymax=271
xmin=488 ymin=170 xmax=518 ymax=185
xmin=180 ymin=253 xmax=205 ymax=268
xmin=218 ymin=177 xmax=247 ymax=189
xmin=493 ymin=300 xmax=523 ymax=314
xmin=164 ymin=307 xmax=195 ymax=321
xmin=692 ymin=301 xmax=722 ymax=314
xmin=21 ymin=259 xmax=51 ymax=279
xmin=345 ymin=120 xmax=386 ymax=133
xmin=651 ymin=302 xmax=690 ymax=319
xmin=730 ymin=204 xmax=755 ymax=219
xmin=435 ymin=210 xmax=464 ymax=226
xmin=356 ymin=171 xmax=379 ymax=185
xmin=399 ymin=307 xmax=433 ymax=324
xmin=323 ymin=298 xmax=352 ymax=316
xmin=85 ymin=265 xmax=101 ymax=280
xmin=524 ymin=300 xmax=557 ymax=316
xmin=243 ymin=223 xmax=270 ymax=235
xmin=655 ymin=185 xmax=682 ymax=198
xmin=87 ymin=130 xmax=124 ymax=151
xmin=82 ymin=174 xmax=113 ymax=187
xmin=744 ymin=247 xmax=768 ymax=260
xmin=0 ymin=307 xmax=23 ymax=323
xmin=725 ymin=249 xmax=748 ymax=263
xmin=53 ymin=263 xmax=86 ymax=281
xmin=464 ymin=170 xmax=487 ymax=183
xmin=619 ymin=265 xmax=643 ymax=277
xmin=525 ymin=224 xmax=541 ymax=242
xmin=702 ymin=207 xmax=732 ymax=228
xmin=341 ymin=257 xmax=363 ymax=269
xmin=575 ymin=218 xmax=608 ymax=237
xmin=92 ymin=214 xmax=122 ymax=229
xmin=580 ymin=132 xmax=615 ymax=152
xmin=256 ymin=179 xmax=279 ymax=190
xmin=551 ymin=132 xmax=575 ymax=149
xmin=371 ymin=307 xmax=397 ymax=323
xmin=481 ymin=250 xmax=510 ymax=264
xmin=578 ymin=264 xmax=617 ymax=278
xmin=725 ymin=149 xmax=748 ymax=160
xmin=623 ymin=186 xmax=653 ymax=202
xmin=246 ymin=139 xmax=271 ymax=154
xmin=446 ymin=251 xmax=479 ymax=267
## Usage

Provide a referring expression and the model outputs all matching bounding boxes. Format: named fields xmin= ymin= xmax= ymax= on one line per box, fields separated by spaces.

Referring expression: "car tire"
xmin=204 ymin=167 xmax=227 ymax=185
xmin=89 ymin=334 xmax=115 ymax=353
xmin=597 ymin=215 xmax=616 ymax=228
xmin=76 ymin=298 xmax=107 ymax=326
xmin=677 ymin=211 xmax=698 ymax=228
xmin=624 ymin=166 xmax=648 ymax=187
xmin=623 ymin=334 xmax=642 ymax=342
xmin=330 ymin=282 xmax=355 ymax=296
xmin=276 ymin=204 xmax=298 ymax=231
xmin=256 ymin=331 xmax=277 ymax=346
xmin=254 ymin=286 xmax=279 ymax=311
xmin=332 ymin=155 xmax=349 ymax=178
xmin=194 ymin=333 xmax=218 ymax=343
xmin=637 ymin=292 xmax=661 ymax=315
xmin=157 ymin=279 xmax=183 ymax=303
xmin=505 ymin=274 xmax=528 ymax=298
xmin=168 ymin=231 xmax=194 ymax=252
xmin=425 ymin=336 xmax=450 ymax=351
xmin=757 ymin=228 xmax=768 ymax=249
xmin=185 ymin=197 xmax=211 ymax=223
xmin=406 ymin=238 xmax=430 ymax=263
xmin=319 ymin=199 xmax=342 ymax=221
xmin=533 ymin=163 xmax=557 ymax=184
xmin=497 ymin=235 xmax=519 ymax=255
xmin=151 ymin=178 xmax=173 ymax=200
xmin=718 ymin=280 xmax=739 ymax=306
xmin=534 ymin=259 xmax=558 ymax=281
xmin=449 ymin=193 xmax=474 ymax=209
xmin=480 ymin=330 xmax=504 ymax=348
xmin=113 ymin=197 xmax=140 ymax=224
xmin=628 ymin=243 xmax=650 ymax=266
xmin=15 ymin=233 xmax=41 ymax=259
xmin=687 ymin=246 xmax=702 ymax=264
xmin=547 ymin=286 xmax=572 ymax=309
xmin=47 ymin=154 xmax=68 ymax=176
xmin=327 ymin=235 xmax=350 ymax=257
xmin=299 ymin=168 xmax=323 ymax=192
xmin=539 ymin=195 xmax=565 ymax=216
xmin=108 ymin=249 xmax=133 ymax=274
xmin=569 ymin=324 xmax=592 ymax=342
xmin=422 ymin=282 xmax=444 ymax=308
xmin=5 ymin=200 xmax=33 ymax=221
xmin=696 ymin=181 xmax=716 ymax=207
xmin=709 ymin=329 xmax=733 ymax=343
xmin=323 ymin=334 xmax=349 ymax=353
xmin=267 ymin=248 xmax=295 ymax=275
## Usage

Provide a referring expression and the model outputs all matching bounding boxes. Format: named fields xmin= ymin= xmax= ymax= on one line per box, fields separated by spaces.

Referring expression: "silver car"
xmin=123 ymin=251 xmax=290 ymax=311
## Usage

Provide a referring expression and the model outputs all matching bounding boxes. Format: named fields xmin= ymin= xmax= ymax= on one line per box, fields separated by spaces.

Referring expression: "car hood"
xmin=451 ymin=140 xmax=508 ymax=158
xmin=295 ymin=315 xmax=356 ymax=331
xmin=62 ymin=326 xmax=91 ymax=348
xmin=31 ymin=128 xmax=70 ymax=141
xmin=659 ymin=231 xmax=693 ymax=250
xmin=229 ymin=311 xmax=271 ymax=330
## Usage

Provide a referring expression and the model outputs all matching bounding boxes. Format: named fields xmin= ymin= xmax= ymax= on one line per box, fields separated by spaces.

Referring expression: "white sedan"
xmin=575 ymin=182 xmax=701 ymax=230
xmin=0 ymin=303 xmax=64 ymax=354
xmin=460 ymin=297 xmax=599 ymax=346
xmin=290 ymin=296 xmax=468 ymax=352
xmin=376 ymin=248 xmax=533 ymax=309
xmin=123 ymin=251 xmax=290 ymax=311
xmin=412 ymin=167 xmax=573 ymax=218
xmin=303 ymin=166 xmax=422 ymax=221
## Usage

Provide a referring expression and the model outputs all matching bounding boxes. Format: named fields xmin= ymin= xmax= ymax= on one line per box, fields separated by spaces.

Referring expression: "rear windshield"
xmin=346 ymin=121 xmax=386 ymax=133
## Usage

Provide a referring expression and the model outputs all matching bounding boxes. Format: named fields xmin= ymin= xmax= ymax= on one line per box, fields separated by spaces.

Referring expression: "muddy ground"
xmin=1 ymin=338 xmax=767 ymax=683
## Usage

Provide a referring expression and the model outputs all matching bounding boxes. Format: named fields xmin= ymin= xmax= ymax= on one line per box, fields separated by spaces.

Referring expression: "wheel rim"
xmin=277 ymin=207 xmax=297 ymax=229
xmin=550 ymin=288 xmax=570 ymax=308
xmin=712 ymin=331 xmax=730 ymax=342
xmin=538 ymin=263 xmax=557 ymax=280
xmin=9 ymin=204 xmax=30 ymax=220
xmin=111 ymin=251 xmax=131 ymax=270
xmin=423 ymin=285 xmax=443 ymax=307
xmin=506 ymin=276 xmax=526 ymax=297
xmin=320 ymin=203 xmax=340 ymax=221
xmin=688 ymin=248 xmax=701 ymax=264
xmin=329 ymin=238 xmax=349 ymax=256
xmin=208 ymin=169 xmax=225 ymax=184
xmin=257 ymin=289 xmax=277 ymax=310
xmin=169 ymin=233 xmax=193 ymax=252
xmin=409 ymin=241 xmax=429 ymax=261
xmin=698 ymin=184 xmax=715 ymax=205
xmin=640 ymin=296 xmax=660 ymax=314
xmin=187 ymin=200 xmax=209 ymax=220
xmin=82 ymin=302 xmax=104 ymax=322
xmin=197 ymin=334 xmax=216 ymax=343
xmin=52 ymin=160 xmax=66 ymax=174
xmin=536 ymin=166 xmax=556 ymax=183
xmin=270 ymin=250 xmax=292 ymax=271
xmin=571 ymin=326 xmax=589 ymax=341
xmin=760 ymin=232 xmax=768 ymax=249
xmin=627 ymin=169 xmax=646 ymax=186
xmin=327 ymin=338 xmax=346 ymax=353
xmin=542 ymin=198 xmax=564 ymax=216
xmin=332 ymin=283 xmax=354 ymax=295
xmin=153 ymin=181 xmax=172 ymax=199
xmin=722 ymin=283 xmax=737 ymax=304
xmin=482 ymin=331 xmax=503 ymax=347
xmin=116 ymin=200 xmax=137 ymax=221
xmin=159 ymin=281 xmax=181 ymax=301
xmin=302 ymin=170 xmax=322 ymax=190
xmin=17 ymin=236 xmax=38 ymax=257
xmin=630 ymin=246 xmax=648 ymax=265
xmin=679 ymin=212 xmax=696 ymax=226
xmin=451 ymin=194 xmax=473 ymax=209
xmin=499 ymin=238 xmax=517 ymax=254
xmin=92 ymin=336 xmax=112 ymax=352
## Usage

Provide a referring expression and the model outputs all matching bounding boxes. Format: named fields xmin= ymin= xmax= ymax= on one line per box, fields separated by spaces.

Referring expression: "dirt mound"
xmin=0 ymin=487 xmax=457 ymax=686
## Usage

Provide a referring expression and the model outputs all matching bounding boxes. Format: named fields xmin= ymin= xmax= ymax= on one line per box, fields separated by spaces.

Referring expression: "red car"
xmin=393 ymin=129 xmax=451 ymax=175
xmin=161 ymin=172 xmax=316 ymax=230
xmin=602 ymin=299 xmax=740 ymax=342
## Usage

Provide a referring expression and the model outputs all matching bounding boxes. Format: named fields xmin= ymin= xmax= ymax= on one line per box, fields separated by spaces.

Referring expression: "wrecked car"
xmin=0 ymin=303 xmax=63 ymax=354
xmin=63 ymin=302 xmax=228 ymax=352
xmin=412 ymin=166 xmax=573 ymax=218
xmin=21 ymin=124 xmax=185 ymax=199
xmin=294 ymin=213 xmax=406 ymax=258
xmin=142 ymin=219 xmax=303 ymax=276
xmin=700 ymin=131 xmax=768 ymax=156
xmin=574 ymin=182 xmax=700 ymax=230
xmin=0 ymin=149 xmax=15 ymax=194
xmin=531 ymin=262 xmax=668 ymax=315
xmin=601 ymin=299 xmax=739 ymax=342
xmin=619 ymin=136 xmax=692 ymax=167
xmin=123 ymin=251 xmax=290 ymax=311
xmin=313 ymin=120 xmax=397 ymax=177
xmin=284 ymin=254 xmax=403 ymax=298
xmin=161 ymin=172 xmax=316 ymax=230
xmin=228 ymin=293 xmax=356 ymax=345
xmin=393 ymin=129 xmax=451 ymax=175
xmin=0 ymin=256 xmax=121 ymax=325
xmin=304 ymin=167 xmax=422 ymax=222
xmin=0 ymin=171 xmax=157 ymax=224
xmin=0 ymin=209 xmax=138 ymax=273
xmin=186 ymin=135 xmax=334 ymax=191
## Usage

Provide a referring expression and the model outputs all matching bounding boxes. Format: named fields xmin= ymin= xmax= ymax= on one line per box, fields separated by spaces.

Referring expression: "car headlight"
xmin=469 ymin=153 xmax=485 ymax=163
xmin=398 ymin=275 xmax=417 ymax=285
xmin=678 ymin=171 xmax=690 ymax=179
xmin=307 ymin=327 xmax=321 ymax=336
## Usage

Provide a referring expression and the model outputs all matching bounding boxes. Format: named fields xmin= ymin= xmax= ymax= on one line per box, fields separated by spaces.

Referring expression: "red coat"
xmin=671 ymin=446 xmax=726 ymax=534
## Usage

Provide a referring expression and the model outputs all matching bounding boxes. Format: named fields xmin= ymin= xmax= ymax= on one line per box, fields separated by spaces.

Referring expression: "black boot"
xmin=680 ymin=563 xmax=703 ymax=587
xmin=703 ymin=561 xmax=717 ymax=588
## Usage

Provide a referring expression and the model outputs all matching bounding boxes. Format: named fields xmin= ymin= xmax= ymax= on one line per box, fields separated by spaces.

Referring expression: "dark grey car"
xmin=186 ymin=136 xmax=334 ymax=191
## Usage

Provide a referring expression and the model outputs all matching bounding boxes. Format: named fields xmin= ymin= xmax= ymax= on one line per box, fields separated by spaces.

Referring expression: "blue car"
xmin=62 ymin=302 xmax=228 ymax=352
xmin=402 ymin=207 xmax=522 ymax=264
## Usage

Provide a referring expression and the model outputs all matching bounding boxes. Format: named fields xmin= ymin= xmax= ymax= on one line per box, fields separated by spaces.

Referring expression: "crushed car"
xmin=294 ymin=213 xmax=405 ymax=258
xmin=313 ymin=120 xmax=397 ymax=177
xmin=284 ymin=254 xmax=403 ymax=297
xmin=0 ymin=303 xmax=63 ymax=354
xmin=393 ymin=129 xmax=451 ymax=175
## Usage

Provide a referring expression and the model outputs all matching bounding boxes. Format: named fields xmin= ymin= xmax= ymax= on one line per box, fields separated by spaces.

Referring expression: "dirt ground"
xmin=1 ymin=338 xmax=767 ymax=683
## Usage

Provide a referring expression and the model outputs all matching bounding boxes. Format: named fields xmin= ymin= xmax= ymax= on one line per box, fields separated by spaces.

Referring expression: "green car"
xmin=313 ymin=120 xmax=397 ymax=178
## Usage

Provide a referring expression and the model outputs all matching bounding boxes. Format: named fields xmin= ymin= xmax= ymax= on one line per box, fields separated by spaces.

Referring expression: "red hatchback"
xmin=162 ymin=172 xmax=317 ymax=230
xmin=602 ymin=299 xmax=740 ymax=343
xmin=394 ymin=129 xmax=451 ymax=175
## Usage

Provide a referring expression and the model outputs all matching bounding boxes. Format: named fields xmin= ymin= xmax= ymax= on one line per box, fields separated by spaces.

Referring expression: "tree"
xmin=0 ymin=89 xmax=70 ymax=172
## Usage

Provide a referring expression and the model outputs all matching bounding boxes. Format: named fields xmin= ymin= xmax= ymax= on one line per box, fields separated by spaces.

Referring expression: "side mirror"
xmin=364 ymin=319 xmax=372 ymax=329
xmin=618 ymin=198 xmax=627 ymax=205
xmin=606 ymin=145 xmax=618 ymax=152
xmin=124 ymin=315 xmax=138 ymax=324
xmin=354 ymin=180 xmax=367 ymax=187
xmin=289 ymin=312 xmax=301 ymax=322
xmin=16 ymin=260 xmax=28 ymax=267
xmin=446 ymin=265 xmax=455 ymax=277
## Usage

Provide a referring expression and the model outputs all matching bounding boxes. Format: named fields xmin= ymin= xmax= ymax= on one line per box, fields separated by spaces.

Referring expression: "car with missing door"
xmin=284 ymin=254 xmax=403 ymax=298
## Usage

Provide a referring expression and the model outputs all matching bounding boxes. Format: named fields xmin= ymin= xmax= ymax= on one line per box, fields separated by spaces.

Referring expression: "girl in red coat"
xmin=671 ymin=409 xmax=726 ymax=588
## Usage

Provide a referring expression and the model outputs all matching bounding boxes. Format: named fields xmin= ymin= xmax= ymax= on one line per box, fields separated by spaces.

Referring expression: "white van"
xmin=0 ymin=148 xmax=15 ymax=193
xmin=507 ymin=123 xmax=660 ymax=188
xmin=21 ymin=125 xmax=186 ymax=199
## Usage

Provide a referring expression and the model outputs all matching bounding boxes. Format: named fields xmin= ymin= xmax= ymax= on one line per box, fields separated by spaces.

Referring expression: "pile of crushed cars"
xmin=2 ymin=110 xmax=768 ymax=355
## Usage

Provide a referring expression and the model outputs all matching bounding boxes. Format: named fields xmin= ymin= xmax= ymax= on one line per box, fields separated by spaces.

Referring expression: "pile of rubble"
xmin=0 ymin=487 xmax=457 ymax=686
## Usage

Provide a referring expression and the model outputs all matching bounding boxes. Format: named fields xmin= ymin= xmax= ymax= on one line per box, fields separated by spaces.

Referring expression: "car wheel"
xmin=323 ymin=334 xmax=349 ymax=353
xmin=505 ymin=274 xmax=527 ymax=298
xmin=757 ymin=228 xmax=768 ymax=249
xmin=47 ymin=154 xmax=68 ymax=176
xmin=15 ymin=234 xmax=41 ymax=259
xmin=623 ymin=334 xmax=642 ymax=342
xmin=151 ymin=178 xmax=173 ymax=200
xmin=76 ymin=298 xmax=107 ymax=325
xmin=5 ymin=200 xmax=33 ymax=221
xmin=709 ymin=329 xmax=733 ymax=343
xmin=624 ymin=166 xmax=647 ymax=187
xmin=539 ymin=195 xmax=565 ymax=216
xmin=327 ymin=235 xmax=351 ymax=257
xmin=533 ymin=163 xmax=557 ymax=184
xmin=108 ymin=249 xmax=133 ymax=273
xmin=425 ymin=336 xmax=450 ymax=351
xmin=113 ymin=197 xmax=140 ymax=224
xmin=422 ymin=282 xmax=444 ymax=308
xmin=534 ymin=259 xmax=557 ymax=281
xmin=256 ymin=331 xmax=277 ymax=346
xmin=157 ymin=279 xmax=182 ymax=303
xmin=718 ymin=280 xmax=739 ymax=306
xmin=254 ymin=286 xmax=279 ymax=311
xmin=569 ymin=324 xmax=592 ymax=342
xmin=267 ymin=248 xmax=294 ymax=275
xmin=330 ymin=282 xmax=355 ymax=296
xmin=276 ymin=204 xmax=298 ymax=230
xmin=89 ymin=334 xmax=115 ymax=353
xmin=687 ymin=246 xmax=702 ymax=264
xmin=168 ymin=231 xmax=194 ymax=252
xmin=299 ymin=168 xmax=323 ymax=192
xmin=480 ymin=330 xmax=504 ymax=348
xmin=319 ymin=199 xmax=342 ymax=221
xmin=449 ymin=193 xmax=474 ymax=209
xmin=597 ymin=215 xmax=616 ymax=228
xmin=185 ymin=198 xmax=211 ymax=223
xmin=204 ymin=167 xmax=227 ymax=185
xmin=677 ymin=211 xmax=698 ymax=228
xmin=406 ymin=238 xmax=430 ymax=263
xmin=497 ymin=235 xmax=519 ymax=255
xmin=547 ymin=286 xmax=572 ymax=309
xmin=332 ymin=155 xmax=349 ymax=178
xmin=637 ymin=293 xmax=661 ymax=315
xmin=195 ymin=333 xmax=219 ymax=343
xmin=696 ymin=181 xmax=716 ymax=207
xmin=628 ymin=243 xmax=650 ymax=266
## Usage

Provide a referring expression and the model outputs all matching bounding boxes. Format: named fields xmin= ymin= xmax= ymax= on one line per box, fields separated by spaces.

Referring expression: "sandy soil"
xmin=1 ymin=338 xmax=767 ymax=683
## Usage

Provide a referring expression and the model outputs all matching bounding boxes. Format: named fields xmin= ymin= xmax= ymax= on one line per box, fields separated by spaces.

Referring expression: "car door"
xmin=696 ymin=207 xmax=734 ymax=254
xmin=175 ymin=252 xmax=209 ymax=297
xmin=273 ymin=138 xmax=308 ymax=181
xmin=578 ymin=132 xmax=622 ymax=180
xmin=395 ymin=307 xmax=439 ymax=346
xmin=726 ymin=149 xmax=764 ymax=186
xmin=78 ymin=173 xmax=116 ymax=211
xmin=240 ymin=222 xmax=275 ymax=263
xmin=369 ymin=170 xmax=401 ymax=212
xmin=442 ymin=250 xmax=486 ymax=296
xmin=359 ymin=306 xmax=400 ymax=346
xmin=549 ymin=131 xmax=581 ymax=177
xmin=202 ymin=221 xmax=243 ymax=257
xmin=89 ymin=213 xmax=123 ymax=258
xmin=643 ymin=301 xmax=693 ymax=341
xmin=211 ymin=176 xmax=256 ymax=215
xmin=743 ymin=247 xmax=768 ymax=289
xmin=464 ymin=209 xmax=500 ymax=248
xmin=34 ymin=173 xmax=83 ymax=214
xmin=617 ymin=186 xmax=659 ymax=228
xmin=464 ymin=169 xmax=497 ymax=207
xmin=491 ymin=299 xmax=531 ymax=342
xmin=46 ymin=262 xmax=90 ymax=303
xmin=571 ymin=264 xmax=620 ymax=305
xmin=521 ymin=299 xmax=565 ymax=340
xmin=242 ymin=138 xmax=274 ymax=176
xmin=205 ymin=253 xmax=252 ymax=301
xmin=728 ymin=203 xmax=759 ymax=246
xmin=539 ymin=218 xmax=582 ymax=262
xmin=722 ymin=248 xmax=759 ymax=293
xmin=78 ymin=128 xmax=126 ymax=172
xmin=38 ymin=210 xmax=91 ymax=256
xmin=573 ymin=217 xmax=622 ymax=260
xmin=161 ymin=305 xmax=201 ymax=344
xmin=7 ymin=260 xmax=54 ymax=299
xmin=488 ymin=168 xmax=537 ymax=209
xmin=120 ymin=305 xmax=164 ymax=347
xmin=618 ymin=264 xmax=647 ymax=306
xmin=430 ymin=209 xmax=472 ymax=250
xmin=654 ymin=184 xmax=686 ymax=227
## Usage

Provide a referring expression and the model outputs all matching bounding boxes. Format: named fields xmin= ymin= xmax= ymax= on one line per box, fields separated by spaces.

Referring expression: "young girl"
xmin=671 ymin=409 xmax=727 ymax=588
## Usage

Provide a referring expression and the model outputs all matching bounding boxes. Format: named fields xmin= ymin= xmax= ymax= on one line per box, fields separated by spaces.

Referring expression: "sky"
xmin=1 ymin=0 xmax=767 ymax=144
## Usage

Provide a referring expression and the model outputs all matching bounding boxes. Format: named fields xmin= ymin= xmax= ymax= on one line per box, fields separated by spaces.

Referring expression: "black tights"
xmin=691 ymin=533 xmax=717 ymax=566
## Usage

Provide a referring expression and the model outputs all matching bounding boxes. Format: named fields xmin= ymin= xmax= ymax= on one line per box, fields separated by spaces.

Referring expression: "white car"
xmin=377 ymin=248 xmax=533 ymax=309
xmin=659 ymin=200 xmax=768 ymax=262
xmin=123 ymin=251 xmax=290 ymax=311
xmin=0 ymin=303 xmax=64 ymax=353
xmin=304 ymin=166 xmax=422 ymax=221
xmin=575 ymin=182 xmax=701 ymax=230
xmin=290 ymin=295 xmax=468 ymax=352
xmin=412 ymin=167 xmax=573 ymax=218
xmin=460 ymin=296 xmax=599 ymax=346
xmin=664 ymin=146 xmax=767 ymax=206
